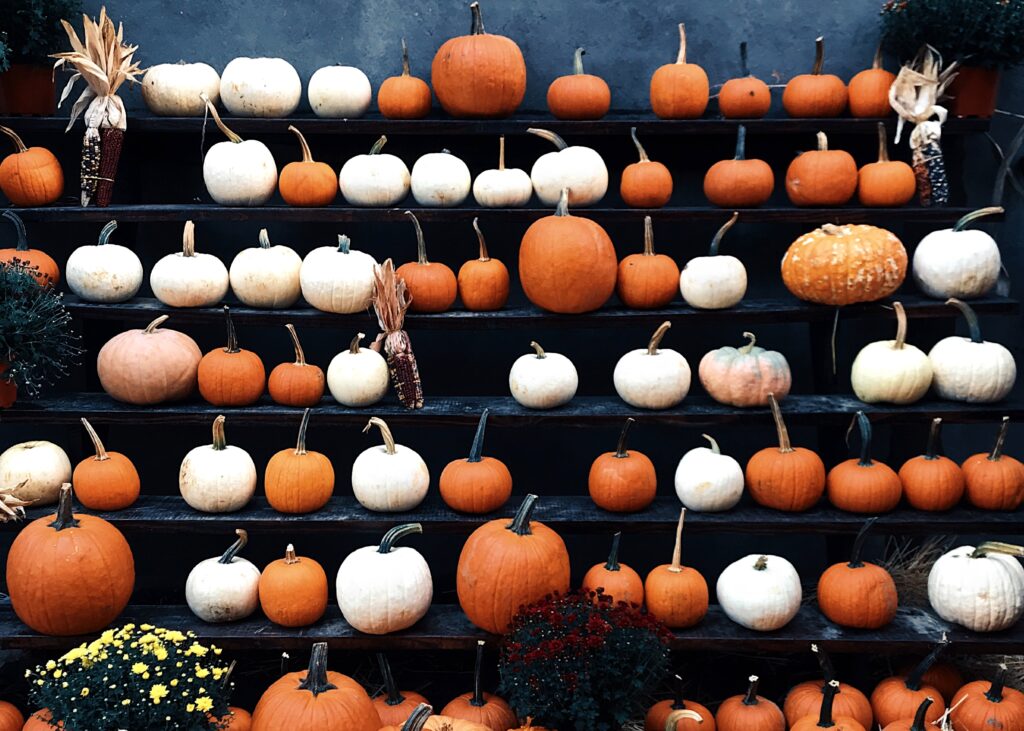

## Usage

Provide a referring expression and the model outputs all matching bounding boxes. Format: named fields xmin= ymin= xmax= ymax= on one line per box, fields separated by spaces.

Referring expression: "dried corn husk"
xmin=372 ymin=259 xmax=424 ymax=409
xmin=0 ymin=482 xmax=31 ymax=523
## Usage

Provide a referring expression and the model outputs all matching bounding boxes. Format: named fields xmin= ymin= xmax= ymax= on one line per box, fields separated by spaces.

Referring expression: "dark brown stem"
xmin=222 ymin=306 xmax=240 ymax=353
xmin=378 ymin=523 xmax=423 ymax=554
xmin=909 ymin=698 xmax=934 ymax=731
xmin=872 ymin=43 xmax=884 ymax=70
xmin=734 ymin=124 xmax=747 ymax=160
xmin=1 ymin=210 xmax=29 ymax=252
xmin=614 ymin=417 xmax=635 ymax=458
xmin=288 ymin=125 xmax=315 ymax=163
xmin=876 ymin=122 xmax=890 ymax=163
xmin=846 ymin=411 xmax=874 ymax=468
xmin=671 ymin=674 xmax=686 ymax=710
xmin=989 ymin=416 xmax=1010 ymax=461
xmin=0 ymin=126 xmax=28 ymax=153
xmin=294 ymin=408 xmax=311 ymax=455
xmin=506 ymin=494 xmax=539 ymax=536
xmin=529 ymin=341 xmax=546 ymax=359
xmin=471 ymin=640 xmax=486 ymax=706
xmin=48 ymin=484 xmax=79 ymax=531
xmin=349 ymin=332 xmax=365 ymax=354
xmin=906 ymin=638 xmax=948 ymax=691
xmin=218 ymin=529 xmax=248 ymax=564
xmin=740 ymin=42 xmax=750 ymax=76
xmin=986 ymin=666 xmax=1007 ymax=703
xmin=469 ymin=1 xmax=484 ymax=34
xmin=768 ymin=393 xmax=793 ymax=454
xmin=811 ymin=643 xmax=837 ymax=685
xmin=947 ymin=298 xmax=984 ymax=343
xmin=472 ymin=217 xmax=490 ymax=261
xmin=81 ymin=417 xmax=109 ymax=461
xmin=743 ymin=675 xmax=760 ymax=706
xmin=377 ymin=653 xmax=405 ymax=706
xmin=754 ymin=556 xmax=768 ymax=570
xmin=817 ymin=680 xmax=838 ymax=728
xmin=925 ymin=418 xmax=943 ymax=461
xmin=709 ymin=212 xmax=739 ymax=256
xmin=405 ymin=211 xmax=429 ymax=264
xmin=468 ymin=409 xmax=489 ymax=463
xmin=647 ymin=321 xmax=672 ymax=355
xmin=286 ymin=323 xmax=307 ymax=366
xmin=812 ymin=37 xmax=825 ymax=75
xmin=848 ymin=517 xmax=878 ymax=568
xmin=297 ymin=642 xmax=338 ymax=697
xmin=631 ymin=127 xmax=650 ymax=162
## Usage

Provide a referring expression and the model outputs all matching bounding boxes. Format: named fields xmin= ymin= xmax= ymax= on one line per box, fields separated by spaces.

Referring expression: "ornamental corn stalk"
xmin=372 ymin=259 xmax=424 ymax=409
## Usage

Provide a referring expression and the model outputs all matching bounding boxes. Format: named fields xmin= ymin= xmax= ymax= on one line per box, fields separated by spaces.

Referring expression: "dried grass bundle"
xmin=372 ymin=259 xmax=424 ymax=409
xmin=881 ymin=535 xmax=952 ymax=608
xmin=958 ymin=656 xmax=1024 ymax=691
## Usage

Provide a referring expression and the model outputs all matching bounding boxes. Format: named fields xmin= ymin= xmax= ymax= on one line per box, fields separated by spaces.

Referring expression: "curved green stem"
xmin=817 ymin=680 xmax=838 ymax=728
xmin=370 ymin=135 xmax=388 ymax=155
xmin=953 ymin=206 xmax=1004 ymax=232
xmin=573 ymin=47 xmax=587 ymax=75
xmin=847 ymin=411 xmax=874 ymax=468
xmin=848 ymin=517 xmax=878 ymax=568
xmin=709 ymin=212 xmax=739 ymax=256
xmin=1 ymin=210 xmax=28 ymax=251
xmin=986 ymin=666 xmax=1007 ymax=703
xmin=527 ymin=128 xmax=568 ymax=151
xmin=378 ymin=523 xmax=423 ymax=554
xmin=905 ymin=638 xmax=949 ymax=691
xmin=506 ymin=494 xmax=539 ymax=536
xmin=376 ymin=653 xmax=405 ymax=706
xmin=947 ymin=298 xmax=984 ymax=343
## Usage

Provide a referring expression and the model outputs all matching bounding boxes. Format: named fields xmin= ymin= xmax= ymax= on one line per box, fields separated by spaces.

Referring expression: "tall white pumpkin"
xmin=851 ymin=301 xmax=933 ymax=404
xmin=680 ymin=212 xmax=747 ymax=310
xmin=473 ymin=135 xmax=533 ymax=208
xmin=411 ymin=149 xmax=472 ymax=207
xmin=200 ymin=94 xmax=278 ymax=206
xmin=528 ymin=128 xmax=608 ymax=207
xmin=66 ymin=220 xmax=144 ymax=303
xmin=307 ymin=65 xmax=372 ymax=118
xmin=299 ymin=234 xmax=377 ymax=314
xmin=185 ymin=529 xmax=261 ymax=623
xmin=150 ymin=220 xmax=230 ymax=308
xmin=928 ymin=542 xmax=1024 ymax=632
xmin=327 ymin=332 xmax=390 ymax=407
xmin=913 ymin=207 xmax=1004 ymax=299
xmin=142 ymin=62 xmax=221 ymax=116
xmin=717 ymin=554 xmax=802 ymax=631
xmin=220 ymin=57 xmax=302 ymax=117
xmin=351 ymin=418 xmax=429 ymax=512
xmin=0 ymin=440 xmax=71 ymax=505
xmin=229 ymin=228 xmax=302 ymax=308
xmin=928 ymin=298 xmax=1016 ymax=403
xmin=613 ymin=321 xmax=691 ymax=409
xmin=674 ymin=434 xmax=744 ymax=512
xmin=339 ymin=136 xmax=411 ymax=207
xmin=179 ymin=415 xmax=256 ymax=513
xmin=508 ymin=341 xmax=578 ymax=409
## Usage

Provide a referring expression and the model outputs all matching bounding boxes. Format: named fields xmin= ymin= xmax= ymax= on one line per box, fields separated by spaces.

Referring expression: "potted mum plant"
xmin=0 ymin=0 xmax=82 ymax=114
xmin=880 ymin=0 xmax=1024 ymax=117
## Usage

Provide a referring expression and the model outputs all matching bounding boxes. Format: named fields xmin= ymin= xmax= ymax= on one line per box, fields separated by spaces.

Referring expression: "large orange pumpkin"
xmin=378 ymin=39 xmax=432 ymax=120
xmin=279 ymin=126 xmax=337 ymax=207
xmin=1 ymin=210 xmax=59 ymax=286
xmin=718 ymin=43 xmax=771 ymax=119
xmin=848 ymin=46 xmax=896 ymax=119
xmin=265 ymin=408 xmax=334 ymax=514
xmin=950 ymin=667 xmax=1024 ymax=731
xmin=440 ymin=641 xmax=518 ymax=730
xmin=898 ymin=418 xmax=965 ymax=511
xmin=817 ymin=517 xmax=898 ymax=629
xmin=519 ymin=187 xmax=617 ymax=314
xmin=588 ymin=417 xmax=657 ymax=512
xmin=870 ymin=641 xmax=948 ymax=728
xmin=431 ymin=2 xmax=526 ymax=119
xmin=397 ymin=211 xmax=458 ymax=314
xmin=0 ymin=701 xmax=22 ymax=731
xmin=784 ymin=644 xmax=874 ymax=729
xmin=644 ymin=509 xmax=709 ymax=628
xmin=858 ymin=123 xmax=916 ymax=207
xmin=268 ymin=324 xmax=325 ymax=408
xmin=785 ymin=132 xmax=858 ymax=206
xmin=745 ymin=393 xmax=825 ymax=511
xmin=373 ymin=653 xmax=430 ymax=727
xmin=258 ymin=543 xmax=328 ymax=628
xmin=783 ymin=37 xmax=848 ymax=118
xmin=581 ymin=531 xmax=645 ymax=606
xmin=617 ymin=216 xmax=679 ymax=309
xmin=440 ymin=408 xmax=513 ymax=514
xmin=621 ymin=127 xmax=673 ymax=208
xmin=6 ymin=483 xmax=134 ymax=635
xmin=0 ymin=125 xmax=63 ymax=206
xmin=198 ymin=306 xmax=267 ymax=406
xmin=645 ymin=675 xmax=716 ymax=731
xmin=827 ymin=412 xmax=903 ymax=513
xmin=547 ymin=47 xmax=611 ymax=120
xmin=457 ymin=218 xmax=510 ymax=312
xmin=791 ymin=681 xmax=866 ymax=731
xmin=650 ymin=23 xmax=709 ymax=119
xmin=962 ymin=416 xmax=1024 ymax=510
xmin=704 ymin=125 xmax=774 ymax=208
xmin=72 ymin=417 xmax=140 ymax=511
xmin=716 ymin=676 xmax=786 ymax=731
xmin=456 ymin=494 xmax=570 ymax=634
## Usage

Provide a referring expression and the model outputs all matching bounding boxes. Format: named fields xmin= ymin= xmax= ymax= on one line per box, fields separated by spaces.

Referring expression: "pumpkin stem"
xmin=288 ymin=125 xmax=315 ymax=163
xmin=643 ymin=216 xmax=656 ymax=256
xmin=284 ymin=544 xmax=300 ymax=565
xmin=403 ymin=703 xmax=433 ymax=731
xmin=675 ymin=23 xmax=688 ymax=64
xmin=924 ymin=418 xmax=943 ymax=460
xmin=97 ymin=220 xmax=118 ymax=247
xmin=370 ymin=135 xmax=389 ymax=155
xmin=890 ymin=301 xmax=909 ymax=350
xmin=527 ymin=128 xmax=569 ymax=151
xmin=468 ymin=409 xmax=490 ymax=463
xmin=49 ymin=484 xmax=79 ymax=531
xmin=811 ymin=36 xmax=825 ymax=75
xmin=604 ymin=532 xmax=623 ymax=571
xmin=349 ymin=332 xmax=365 ymax=354
xmin=218 ymin=529 xmax=248 ymax=564
xmin=469 ymin=1 xmax=485 ymax=34
xmin=631 ymin=127 xmax=651 ymax=163
xmin=953 ymin=206 xmax=1004 ymax=232
xmin=872 ymin=42 xmax=884 ymax=70
xmin=294 ymin=408 xmax=312 ymax=456
xmin=743 ymin=675 xmax=761 ymax=706
xmin=811 ymin=643 xmax=837 ymax=685
xmin=506 ymin=493 xmax=539 ymax=536
xmin=848 ymin=517 xmax=878 ymax=568
xmin=471 ymin=640 xmax=487 ymax=706
xmin=258 ymin=229 xmax=273 ymax=250
xmin=971 ymin=542 xmax=1024 ymax=559
xmin=709 ymin=212 xmax=739 ymax=256
xmin=143 ymin=315 xmax=169 ymax=334
xmin=669 ymin=508 xmax=686 ymax=572
xmin=364 ymin=417 xmax=397 ymax=456
xmin=497 ymin=134 xmax=506 ymax=171
xmin=1 ymin=210 xmax=29 ymax=252
xmin=846 ymin=411 xmax=874 ymax=468
xmin=738 ymin=41 xmax=752 ymax=76
xmin=211 ymin=415 xmax=228 ymax=451
xmin=297 ymin=642 xmax=338 ymax=697
xmin=614 ymin=417 xmax=635 ymax=458
xmin=909 ymin=697 xmax=934 ymax=731
xmin=817 ymin=680 xmax=839 ymax=728
xmin=81 ymin=417 xmax=109 ymax=462
xmin=200 ymin=92 xmax=242 ymax=144
xmin=337 ymin=234 xmax=353 ymax=254
xmin=816 ymin=131 xmax=829 ymax=151
xmin=665 ymin=710 xmax=703 ymax=731
xmin=906 ymin=637 xmax=949 ymax=691
xmin=946 ymin=298 xmax=984 ymax=344
xmin=573 ymin=47 xmax=587 ymax=75
xmin=733 ymin=124 xmax=748 ymax=161
xmin=701 ymin=434 xmax=722 ymax=455
xmin=647 ymin=321 xmax=672 ymax=355
xmin=767 ymin=393 xmax=793 ymax=454
xmin=285 ymin=323 xmax=308 ymax=366
xmin=554 ymin=187 xmax=571 ymax=216
xmin=222 ymin=306 xmax=240 ymax=353
xmin=405 ymin=211 xmax=430 ymax=265
xmin=986 ymin=665 xmax=1007 ymax=703
xmin=738 ymin=331 xmax=757 ymax=355
xmin=400 ymin=38 xmax=411 ymax=77
xmin=530 ymin=341 xmax=547 ymax=359
xmin=876 ymin=122 xmax=891 ymax=163
xmin=181 ymin=220 xmax=197 ymax=258
xmin=0 ymin=125 xmax=28 ymax=153
xmin=378 ymin=523 xmax=423 ymax=554
xmin=671 ymin=674 xmax=687 ymax=709
xmin=376 ymin=653 xmax=406 ymax=705
xmin=754 ymin=555 xmax=768 ymax=570
xmin=473 ymin=217 xmax=490 ymax=261
xmin=989 ymin=416 xmax=1010 ymax=461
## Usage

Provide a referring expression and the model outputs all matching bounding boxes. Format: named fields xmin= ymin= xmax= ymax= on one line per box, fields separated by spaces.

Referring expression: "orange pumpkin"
xmin=457 ymin=218 xmax=510 ymax=312
xmin=817 ymin=517 xmax=898 ymax=629
xmin=781 ymin=224 xmax=907 ymax=306
xmin=859 ymin=123 xmax=916 ymax=207
xmin=745 ymin=393 xmax=825 ymax=511
xmin=620 ymin=127 xmax=673 ymax=208
xmin=581 ymin=531 xmax=644 ymax=606
xmin=456 ymin=494 xmax=570 ymax=634
xmin=588 ymin=417 xmax=657 ymax=512
xmin=547 ymin=47 xmax=611 ymax=120
xmin=431 ymin=2 xmax=526 ymax=119
xmin=827 ymin=412 xmax=902 ymax=513
xmin=881 ymin=697 xmax=935 ymax=731
xmin=899 ymin=663 xmax=963 ymax=705
xmin=439 ymin=408 xmax=512 ymax=514
xmin=373 ymin=653 xmax=430 ymax=727
xmin=950 ymin=667 xmax=1024 ymax=731
xmin=898 ymin=418 xmax=965 ymax=511
xmin=870 ymin=641 xmax=948 ymax=728
xmin=519 ymin=187 xmax=617 ymax=314
xmin=716 ymin=676 xmax=786 ymax=731
xmin=198 ymin=306 xmax=266 ymax=406
xmin=0 ymin=362 xmax=15 ymax=408
xmin=617 ymin=216 xmax=679 ymax=309
xmin=784 ymin=644 xmax=874 ymax=729
xmin=962 ymin=416 xmax=1024 ymax=510
xmin=258 ymin=542 xmax=328 ymax=628
xmin=0 ymin=125 xmax=63 ymax=206
xmin=265 ymin=408 xmax=334 ymax=514
xmin=22 ymin=709 xmax=64 ymax=731
xmin=383 ymin=703 xmax=491 ymax=731
xmin=791 ymin=681 xmax=866 ymax=731
xmin=214 ymin=708 xmax=252 ymax=731
xmin=783 ymin=37 xmax=848 ymax=118
xmin=72 ymin=417 xmax=140 ymax=511
xmin=650 ymin=23 xmax=710 ymax=119
xmin=1 ymin=210 xmax=59 ymax=286
xmin=786 ymin=132 xmax=858 ymax=206
xmin=849 ymin=46 xmax=896 ymax=119
xmin=378 ymin=39 xmax=432 ymax=120
xmin=704 ymin=125 xmax=774 ymax=208
xmin=718 ymin=43 xmax=771 ymax=119
xmin=279 ymin=126 xmax=337 ymax=207
xmin=268 ymin=324 xmax=325 ymax=407
xmin=0 ymin=701 xmax=22 ymax=731
xmin=646 ymin=675 xmax=716 ymax=731
xmin=644 ymin=509 xmax=709 ymax=628
xmin=441 ymin=640 xmax=518 ymax=730
xmin=6 ymin=483 xmax=134 ymax=636
xmin=397 ymin=211 xmax=458 ymax=314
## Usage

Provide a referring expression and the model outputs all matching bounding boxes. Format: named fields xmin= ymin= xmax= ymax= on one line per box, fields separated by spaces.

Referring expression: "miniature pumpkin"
xmin=910 ymin=665 xmax=963 ymax=705
xmin=898 ymin=418 xmax=965 ymax=511
xmin=6 ymin=483 xmax=133 ymax=636
xmin=851 ymin=301 xmax=933 ymax=404
xmin=950 ymin=666 xmax=1024 ymax=731
xmin=411 ymin=149 xmax=472 ymax=207
xmin=457 ymin=494 xmax=570 ymax=634
xmin=397 ymin=211 xmax=458 ymax=313
xmin=881 ymin=697 xmax=935 ymax=731
xmin=337 ymin=523 xmax=433 ymax=634
xmin=0 ymin=126 xmax=63 ymax=207
xmin=781 ymin=224 xmax=907 ymax=305
xmin=229 ymin=228 xmax=302 ymax=309
xmin=339 ymin=136 xmax=411 ymax=207
xmin=431 ymin=2 xmax=526 ymax=118
xmin=378 ymin=39 xmax=432 ymax=119
xmin=308 ymin=65 xmax=372 ymax=119
xmin=716 ymin=676 xmax=786 ymax=731
xmin=220 ymin=57 xmax=301 ymax=117
xmin=645 ymin=675 xmax=716 ymax=731
xmin=0 ymin=702 xmax=22 ymax=731
xmin=827 ymin=412 xmax=902 ymax=513
xmin=929 ymin=298 xmax=1016 ymax=402
xmin=258 ymin=543 xmax=328 ymax=627
xmin=150 ymin=220 xmax=230 ymax=308
xmin=786 ymin=132 xmax=858 ymax=206
xmin=644 ymin=509 xmax=709 ymax=628
xmin=618 ymin=216 xmax=679 ymax=309
xmin=66 ymin=220 xmax=143 ymax=303
xmin=327 ymin=332 xmax=390 ymax=408
xmin=458 ymin=218 xmax=510 ymax=311
xmin=718 ymin=43 xmax=771 ymax=119
xmin=198 ymin=306 xmax=267 ymax=407
xmin=703 ymin=125 xmax=774 ymax=208
xmin=717 ymin=554 xmax=802 ymax=631
xmin=382 ymin=703 xmax=490 ymax=731
xmin=441 ymin=641 xmax=518 ymax=730
xmin=0 ymin=440 xmax=70 ymax=506
xmin=200 ymin=94 xmax=278 ymax=206
xmin=858 ymin=123 xmax=915 ymax=207
xmin=72 ymin=417 xmax=139 ymax=511
xmin=913 ymin=207 xmax=1003 ymax=300
xmin=374 ymin=654 xmax=430 ymax=727
xmin=650 ymin=23 xmax=709 ymax=119
xmin=179 ymin=415 xmax=257 ymax=513
xmin=97 ymin=315 xmax=202 ymax=405
xmin=268 ymin=324 xmax=325 ymax=408
xmin=141 ymin=61 xmax=220 ymax=116
xmin=300 ymin=234 xmax=378 ymax=314
xmin=528 ymin=128 xmax=608 ymax=207
xmin=265 ymin=408 xmax=334 ymax=514
xmin=783 ymin=37 xmax=848 ymax=117
xmin=279 ymin=126 xmax=337 ymax=207
xmin=547 ymin=47 xmax=611 ymax=120
xmin=791 ymin=681 xmax=867 ymax=731
xmin=509 ymin=340 xmax=578 ymax=409
xmin=928 ymin=542 xmax=1024 ymax=632
xmin=784 ymin=644 xmax=874 ymax=730
xmin=621 ymin=128 xmax=673 ymax=208
xmin=746 ymin=393 xmax=826 ymax=512
xmin=440 ymin=409 xmax=512 ymax=514
xmin=588 ymin=417 xmax=657 ymax=513
xmin=186 ymin=529 xmax=260 ymax=623
xmin=582 ymin=532 xmax=644 ymax=606
xmin=351 ymin=418 xmax=430 ymax=512
xmin=217 ymin=708 xmax=252 ymax=731
xmin=614 ymin=321 xmax=691 ymax=409
xmin=699 ymin=331 xmax=791 ymax=407
xmin=680 ymin=212 xmax=747 ymax=309
xmin=870 ymin=642 xmax=948 ymax=727
xmin=22 ymin=709 xmax=62 ymax=731
xmin=817 ymin=518 xmax=898 ymax=629
xmin=519 ymin=188 xmax=617 ymax=313
xmin=848 ymin=46 xmax=896 ymax=118
xmin=472 ymin=135 xmax=533 ymax=207
xmin=962 ymin=417 xmax=1024 ymax=510
xmin=0 ymin=210 xmax=59 ymax=286
xmin=675 ymin=434 xmax=743 ymax=512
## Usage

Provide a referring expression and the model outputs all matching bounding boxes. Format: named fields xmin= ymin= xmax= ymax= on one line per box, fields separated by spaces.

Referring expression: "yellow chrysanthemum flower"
xmin=132 ymin=663 xmax=149 ymax=675
xmin=150 ymin=684 xmax=169 ymax=704
xmin=195 ymin=697 xmax=213 ymax=713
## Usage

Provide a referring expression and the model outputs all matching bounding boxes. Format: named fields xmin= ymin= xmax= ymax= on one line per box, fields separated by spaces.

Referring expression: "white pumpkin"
xmin=65 ymin=220 xmax=143 ymax=303
xmin=914 ymin=207 xmax=1003 ymax=299
xmin=717 ymin=554 xmax=803 ymax=631
xmin=0 ymin=440 xmax=71 ymax=505
xmin=339 ymin=135 xmax=411 ymax=207
xmin=141 ymin=62 xmax=220 ymax=116
xmin=929 ymin=298 xmax=1016 ymax=403
xmin=851 ymin=301 xmax=933 ymax=404
xmin=229 ymin=228 xmax=302 ymax=308
xmin=179 ymin=415 xmax=256 ymax=513
xmin=509 ymin=341 xmax=578 ymax=409
xmin=473 ymin=135 xmax=533 ymax=207
xmin=200 ymin=94 xmax=278 ymax=206
xmin=307 ymin=65 xmax=372 ymax=118
xmin=680 ymin=213 xmax=747 ymax=309
xmin=220 ymin=57 xmax=301 ymax=117
xmin=150 ymin=220 xmax=230 ymax=308
xmin=528 ymin=127 xmax=608 ymax=207
xmin=674 ymin=434 xmax=744 ymax=512
xmin=185 ymin=529 xmax=260 ymax=623
xmin=299 ymin=234 xmax=377 ymax=314
xmin=336 ymin=523 xmax=433 ymax=634
xmin=613 ymin=321 xmax=691 ymax=409
xmin=928 ymin=542 xmax=1024 ymax=632
xmin=411 ymin=149 xmax=472 ymax=207
xmin=327 ymin=332 xmax=389 ymax=407
xmin=351 ymin=418 xmax=429 ymax=512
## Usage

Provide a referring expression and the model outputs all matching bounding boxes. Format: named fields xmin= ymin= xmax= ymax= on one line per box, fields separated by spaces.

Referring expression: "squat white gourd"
xmin=929 ymin=298 xmax=1016 ymax=403
xmin=351 ymin=418 xmax=429 ymax=512
xmin=528 ymin=128 xmax=608 ymax=207
xmin=411 ymin=149 xmax=472 ymax=207
xmin=680 ymin=213 xmax=747 ymax=310
xmin=613 ymin=321 xmax=691 ymax=409
xmin=336 ymin=523 xmax=433 ymax=634
xmin=674 ymin=434 xmax=744 ymax=512
xmin=200 ymin=94 xmax=278 ymax=206
xmin=308 ymin=65 xmax=372 ymax=118
xmin=229 ymin=228 xmax=302 ymax=309
xmin=66 ymin=220 xmax=143 ymax=303
xmin=509 ymin=341 xmax=579 ymax=409
xmin=851 ymin=301 xmax=933 ymax=404
xmin=928 ymin=542 xmax=1024 ymax=632
xmin=914 ymin=207 xmax=1004 ymax=299
xmin=179 ymin=415 xmax=256 ymax=513
xmin=220 ymin=57 xmax=301 ymax=117
xmin=150 ymin=220 xmax=230 ymax=308
xmin=299 ymin=234 xmax=377 ymax=314
xmin=185 ymin=529 xmax=260 ymax=623
xmin=473 ymin=135 xmax=533 ymax=207
xmin=141 ymin=62 xmax=220 ymax=116
xmin=327 ymin=333 xmax=389 ymax=407
xmin=339 ymin=136 xmax=411 ymax=207
xmin=0 ymin=440 xmax=71 ymax=505
xmin=717 ymin=554 xmax=803 ymax=631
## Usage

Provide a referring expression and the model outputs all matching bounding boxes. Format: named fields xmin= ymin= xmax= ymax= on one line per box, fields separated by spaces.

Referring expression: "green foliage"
xmin=0 ymin=0 xmax=82 ymax=66
xmin=0 ymin=32 xmax=9 ymax=72
xmin=881 ymin=0 xmax=1024 ymax=69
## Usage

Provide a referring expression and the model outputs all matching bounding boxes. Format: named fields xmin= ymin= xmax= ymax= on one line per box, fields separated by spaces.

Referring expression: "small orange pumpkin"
xmin=620 ymin=127 xmax=673 ymax=208
xmin=547 ymin=47 xmax=611 ymax=120
xmin=268 ymin=324 xmax=325 ymax=407
xmin=848 ymin=45 xmax=896 ymax=119
xmin=617 ymin=216 xmax=679 ymax=309
xmin=215 ymin=707 xmax=252 ymax=731
xmin=718 ymin=43 xmax=771 ymax=119
xmin=279 ymin=126 xmax=337 ymax=207
xmin=397 ymin=211 xmax=458 ymax=314
xmin=898 ymin=418 xmax=965 ymax=511
xmin=898 ymin=663 xmax=962 ymax=705
xmin=859 ymin=123 xmax=916 ymax=207
xmin=440 ymin=641 xmax=519 ymax=730
xmin=716 ymin=676 xmax=786 ymax=731
xmin=650 ymin=23 xmax=710 ymax=119
xmin=582 ymin=531 xmax=644 ymax=606
xmin=786 ymin=132 xmax=858 ymax=206
xmin=783 ymin=644 xmax=874 ymax=729
xmin=791 ymin=681 xmax=867 ymax=731
xmin=950 ymin=666 xmax=1024 ymax=731
xmin=373 ymin=654 xmax=430 ymax=727
xmin=439 ymin=408 xmax=513 ymax=514
xmin=383 ymin=703 xmax=490 ymax=731
xmin=703 ymin=125 xmax=774 ymax=208
xmin=457 ymin=218 xmax=510 ymax=312
xmin=588 ymin=417 xmax=657 ymax=512
xmin=817 ymin=517 xmax=899 ymax=629
xmin=0 ymin=125 xmax=63 ymax=206
xmin=258 ymin=542 xmax=329 ymax=627
xmin=265 ymin=408 xmax=335 ymax=514
xmin=0 ymin=701 xmax=22 ymax=731
xmin=378 ymin=39 xmax=432 ymax=120
xmin=72 ymin=417 xmax=140 ymax=511
xmin=644 ymin=509 xmax=709 ymax=629
xmin=881 ymin=697 xmax=935 ymax=731
xmin=783 ymin=37 xmax=848 ymax=118
xmin=646 ymin=675 xmax=716 ymax=731
xmin=745 ymin=393 xmax=826 ymax=511
xmin=962 ymin=416 xmax=1024 ymax=510
xmin=827 ymin=411 xmax=903 ymax=513
xmin=0 ymin=210 xmax=59 ymax=286
xmin=198 ymin=306 xmax=266 ymax=406
xmin=22 ymin=709 xmax=63 ymax=731
xmin=870 ymin=640 xmax=948 ymax=728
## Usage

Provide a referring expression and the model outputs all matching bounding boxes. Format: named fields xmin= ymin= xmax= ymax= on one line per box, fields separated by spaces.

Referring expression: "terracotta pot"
xmin=948 ymin=66 xmax=1000 ymax=118
xmin=0 ymin=64 xmax=56 ymax=115
xmin=0 ymin=362 xmax=15 ymax=408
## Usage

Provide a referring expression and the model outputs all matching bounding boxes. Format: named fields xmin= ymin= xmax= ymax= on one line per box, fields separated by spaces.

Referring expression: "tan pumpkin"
xmin=699 ymin=332 xmax=791 ymax=407
xmin=97 ymin=315 xmax=202 ymax=405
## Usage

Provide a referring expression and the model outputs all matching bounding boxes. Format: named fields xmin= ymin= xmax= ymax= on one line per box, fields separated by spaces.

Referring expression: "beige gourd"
xmin=674 ymin=434 xmax=744 ymax=512
xmin=411 ymin=149 xmax=472 ymax=207
xmin=66 ymin=220 xmax=143 ymax=303
xmin=528 ymin=128 xmax=608 ymax=207
xmin=851 ymin=301 xmax=933 ymax=404
xmin=150 ymin=220 xmax=229 ymax=308
xmin=200 ymin=94 xmax=278 ymax=206
xmin=308 ymin=65 xmax=372 ymax=118
xmin=613 ymin=321 xmax=691 ymax=409
xmin=929 ymin=298 xmax=1016 ymax=403
xmin=472 ymin=135 xmax=533 ymax=207
xmin=185 ymin=529 xmax=260 ymax=623
xmin=179 ymin=415 xmax=256 ymax=513
xmin=299 ymin=234 xmax=377 ymax=314
xmin=229 ymin=228 xmax=302 ymax=309
xmin=142 ymin=62 xmax=220 ymax=116
xmin=0 ymin=440 xmax=71 ymax=505
xmin=508 ymin=341 xmax=579 ymax=409
xmin=339 ymin=136 xmax=411 ymax=207
xmin=327 ymin=333 xmax=390 ymax=407
xmin=351 ymin=418 xmax=430 ymax=512
xmin=220 ymin=57 xmax=301 ymax=117
xmin=680 ymin=213 xmax=747 ymax=310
